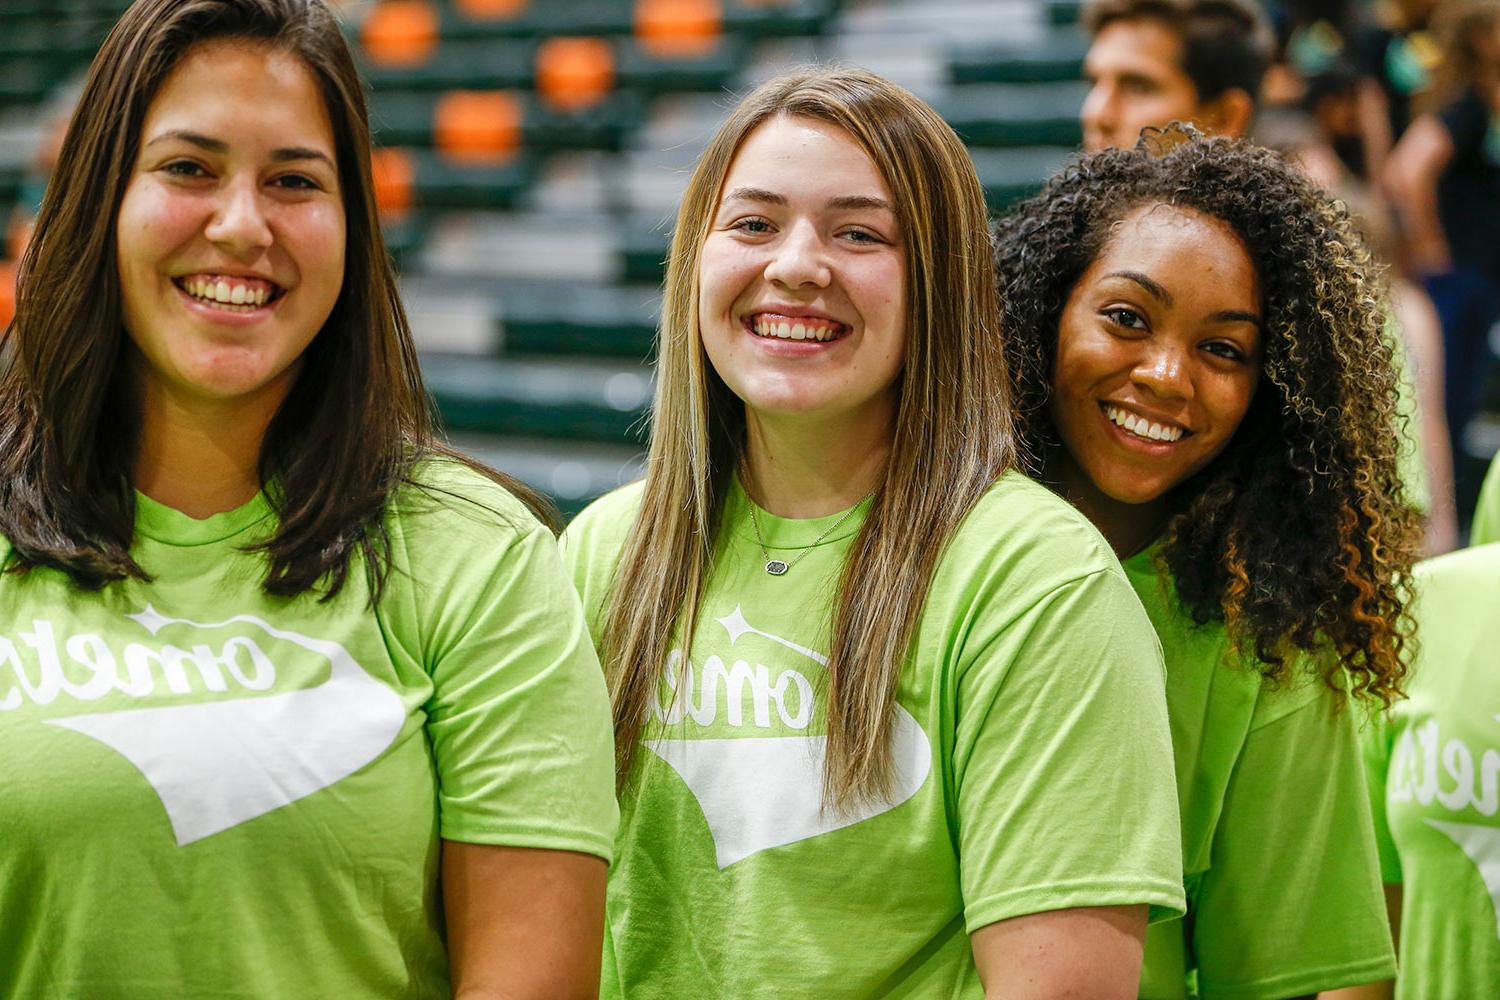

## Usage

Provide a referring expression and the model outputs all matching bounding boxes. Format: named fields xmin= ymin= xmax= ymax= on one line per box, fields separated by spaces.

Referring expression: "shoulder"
xmin=387 ymin=456 xmax=553 ymax=556
xmin=942 ymin=472 xmax=1124 ymax=589
xmin=1413 ymin=543 xmax=1500 ymax=620
xmin=559 ymin=479 xmax=645 ymax=586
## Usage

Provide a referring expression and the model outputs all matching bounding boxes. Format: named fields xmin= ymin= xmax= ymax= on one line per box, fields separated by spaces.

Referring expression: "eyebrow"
xmin=720 ymin=186 xmax=894 ymax=213
xmin=145 ymin=129 xmax=335 ymax=169
xmin=1105 ymin=270 xmax=1173 ymax=306
xmin=1105 ymin=271 xmax=1262 ymax=327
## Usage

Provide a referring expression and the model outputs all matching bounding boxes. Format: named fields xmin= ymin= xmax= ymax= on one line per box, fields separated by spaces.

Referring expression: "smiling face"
xmin=696 ymin=115 xmax=907 ymax=429
xmin=1050 ymin=203 xmax=1263 ymax=524
xmin=1081 ymin=18 xmax=1206 ymax=152
xmin=115 ymin=39 xmax=345 ymax=412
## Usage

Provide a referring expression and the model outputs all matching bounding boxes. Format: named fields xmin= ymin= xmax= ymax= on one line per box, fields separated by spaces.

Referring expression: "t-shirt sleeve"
xmin=953 ymin=567 xmax=1186 ymax=932
xmin=1189 ymin=688 xmax=1397 ymax=998
xmin=417 ymin=513 xmax=619 ymax=862
xmin=1362 ymin=708 xmax=1403 ymax=885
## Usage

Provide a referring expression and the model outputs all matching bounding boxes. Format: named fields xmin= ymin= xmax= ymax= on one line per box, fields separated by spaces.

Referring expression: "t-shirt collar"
xmin=724 ymin=475 xmax=872 ymax=550
xmin=133 ymin=489 xmax=274 ymax=546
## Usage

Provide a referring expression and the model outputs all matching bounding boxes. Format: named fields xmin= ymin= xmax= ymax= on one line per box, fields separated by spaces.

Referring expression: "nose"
xmin=762 ymin=220 xmax=831 ymax=290
xmin=1131 ymin=342 xmax=1193 ymax=401
xmin=203 ymin=175 xmax=273 ymax=259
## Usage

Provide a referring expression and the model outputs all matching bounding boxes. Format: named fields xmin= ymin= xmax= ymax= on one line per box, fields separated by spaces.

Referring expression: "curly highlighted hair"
xmin=994 ymin=127 xmax=1420 ymax=706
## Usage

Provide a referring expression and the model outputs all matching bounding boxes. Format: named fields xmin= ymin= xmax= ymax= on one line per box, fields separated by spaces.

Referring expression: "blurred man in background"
xmin=1079 ymin=0 xmax=1274 ymax=150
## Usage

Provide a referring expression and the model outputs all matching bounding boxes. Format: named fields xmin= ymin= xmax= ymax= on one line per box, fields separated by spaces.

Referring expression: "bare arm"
xmin=1383 ymin=115 xmax=1455 ymax=275
xmin=1394 ymin=280 xmax=1458 ymax=554
xmin=971 ymin=904 xmax=1146 ymax=999
xmin=1356 ymin=79 xmax=1395 ymax=184
xmin=1318 ymin=884 xmax=1402 ymax=1000
xmin=443 ymin=841 xmax=608 ymax=1000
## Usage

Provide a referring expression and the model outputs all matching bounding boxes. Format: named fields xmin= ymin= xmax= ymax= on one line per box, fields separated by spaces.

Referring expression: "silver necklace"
xmin=746 ymin=495 xmax=870 ymax=576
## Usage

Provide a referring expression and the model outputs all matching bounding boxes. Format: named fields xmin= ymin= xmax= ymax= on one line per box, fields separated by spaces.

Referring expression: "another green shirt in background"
xmin=1365 ymin=543 xmax=1500 ymax=997
xmin=564 ymin=473 xmax=1185 ymax=999
xmin=1124 ymin=550 xmax=1396 ymax=1000
xmin=1469 ymin=452 xmax=1500 ymax=545
xmin=0 ymin=461 xmax=619 ymax=999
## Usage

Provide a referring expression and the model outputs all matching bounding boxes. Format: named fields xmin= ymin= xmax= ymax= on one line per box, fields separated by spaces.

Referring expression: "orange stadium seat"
xmin=536 ymin=37 xmax=616 ymax=112
xmin=433 ymin=90 xmax=524 ymax=164
xmin=0 ymin=261 xmax=16 ymax=330
xmin=361 ymin=0 xmax=439 ymax=67
xmin=370 ymin=146 xmax=416 ymax=219
xmin=634 ymin=0 xmax=722 ymax=58
xmin=454 ymin=0 xmax=528 ymax=18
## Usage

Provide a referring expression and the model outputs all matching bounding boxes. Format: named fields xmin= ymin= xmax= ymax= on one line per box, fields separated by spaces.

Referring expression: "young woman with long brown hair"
xmin=994 ymin=128 xmax=1419 ymax=998
xmin=563 ymin=66 xmax=1186 ymax=997
xmin=0 ymin=1 xmax=616 ymax=996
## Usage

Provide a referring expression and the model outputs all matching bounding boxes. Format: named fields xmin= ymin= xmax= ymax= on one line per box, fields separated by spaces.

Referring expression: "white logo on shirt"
xmin=646 ymin=605 xmax=932 ymax=868
xmin=5 ymin=605 xmax=404 ymax=845
xmin=1390 ymin=715 xmax=1500 ymax=938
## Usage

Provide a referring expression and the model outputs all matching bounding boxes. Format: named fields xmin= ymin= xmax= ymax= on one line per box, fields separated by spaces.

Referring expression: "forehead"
xmin=718 ymin=115 xmax=893 ymax=203
xmin=1086 ymin=17 xmax=1190 ymax=82
xmin=142 ymin=39 xmax=335 ymax=151
xmin=1094 ymin=203 xmax=1259 ymax=299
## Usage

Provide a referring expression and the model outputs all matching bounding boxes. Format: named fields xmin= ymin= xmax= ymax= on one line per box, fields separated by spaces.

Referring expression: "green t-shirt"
xmin=1469 ymin=452 xmax=1500 ymax=545
xmin=1121 ymin=551 xmax=1397 ymax=999
xmin=1364 ymin=543 xmax=1500 ymax=997
xmin=563 ymin=473 xmax=1186 ymax=999
xmin=0 ymin=460 xmax=619 ymax=999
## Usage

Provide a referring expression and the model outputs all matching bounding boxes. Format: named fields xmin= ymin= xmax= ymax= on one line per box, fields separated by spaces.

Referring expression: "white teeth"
xmin=180 ymin=276 xmax=275 ymax=310
xmin=1105 ymin=405 xmax=1183 ymax=442
xmin=752 ymin=317 xmax=843 ymax=342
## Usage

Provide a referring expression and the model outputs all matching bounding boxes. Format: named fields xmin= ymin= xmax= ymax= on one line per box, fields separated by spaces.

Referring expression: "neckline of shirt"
xmin=134 ymin=489 xmax=275 ymax=546
xmin=724 ymin=475 xmax=873 ymax=551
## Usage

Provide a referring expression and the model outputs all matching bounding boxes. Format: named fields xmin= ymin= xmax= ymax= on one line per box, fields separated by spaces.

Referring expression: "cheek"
xmin=116 ymin=184 xmax=201 ymax=277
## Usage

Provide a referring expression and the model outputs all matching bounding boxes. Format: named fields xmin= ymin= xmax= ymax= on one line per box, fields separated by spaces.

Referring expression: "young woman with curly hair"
xmin=563 ymin=67 xmax=1187 ymax=997
xmin=0 ymin=1 xmax=616 ymax=996
xmin=994 ymin=127 xmax=1420 ymax=999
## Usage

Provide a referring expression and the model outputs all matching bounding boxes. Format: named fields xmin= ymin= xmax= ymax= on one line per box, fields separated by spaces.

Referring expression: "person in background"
xmin=1256 ymin=106 xmax=1459 ymax=553
xmin=1384 ymin=0 xmax=1500 ymax=508
xmin=995 ymin=127 xmax=1419 ymax=998
xmin=565 ymin=66 xmax=1186 ymax=998
xmin=1356 ymin=536 xmax=1500 ymax=997
xmin=1079 ymin=0 xmax=1274 ymax=152
xmin=0 ymin=1 xmax=617 ymax=997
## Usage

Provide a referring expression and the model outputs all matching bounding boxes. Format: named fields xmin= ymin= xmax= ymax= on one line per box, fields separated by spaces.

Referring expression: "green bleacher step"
xmin=444 ymin=432 xmax=645 ymax=519
xmin=949 ymin=31 xmax=1087 ymax=85
xmin=938 ymin=82 xmax=1086 ymax=148
xmin=970 ymin=145 xmax=1074 ymax=211
xmin=424 ymin=351 xmax=652 ymax=445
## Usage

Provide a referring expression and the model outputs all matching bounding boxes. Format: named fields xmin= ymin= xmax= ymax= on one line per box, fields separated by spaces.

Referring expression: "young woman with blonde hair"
xmin=564 ymin=66 xmax=1186 ymax=997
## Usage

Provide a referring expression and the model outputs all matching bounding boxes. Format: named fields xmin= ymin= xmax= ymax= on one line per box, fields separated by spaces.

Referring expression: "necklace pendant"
xmin=765 ymin=559 xmax=790 ymax=576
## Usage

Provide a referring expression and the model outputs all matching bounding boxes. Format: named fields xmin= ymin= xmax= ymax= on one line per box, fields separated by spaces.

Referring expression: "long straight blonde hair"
xmin=601 ymin=67 xmax=1017 ymax=807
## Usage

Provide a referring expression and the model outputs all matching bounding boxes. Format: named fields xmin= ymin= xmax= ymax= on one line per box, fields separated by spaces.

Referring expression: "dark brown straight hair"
xmin=0 ymin=0 xmax=551 ymax=597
